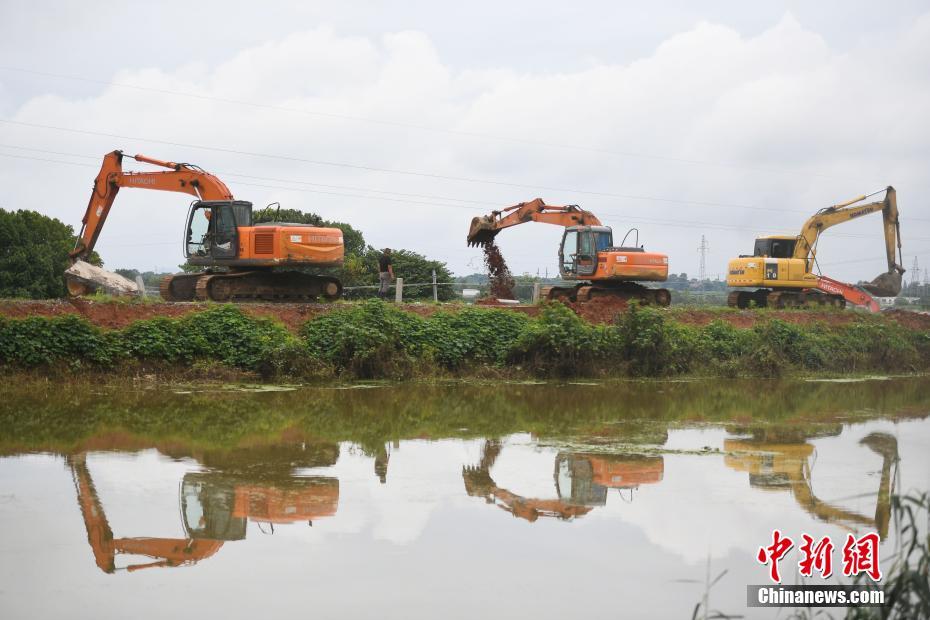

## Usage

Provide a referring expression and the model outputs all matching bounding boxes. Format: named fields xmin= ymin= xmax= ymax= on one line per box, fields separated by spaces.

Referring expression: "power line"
xmin=0 ymin=118 xmax=830 ymax=213
xmin=0 ymin=64 xmax=861 ymax=182
xmin=3 ymin=147 xmax=928 ymax=242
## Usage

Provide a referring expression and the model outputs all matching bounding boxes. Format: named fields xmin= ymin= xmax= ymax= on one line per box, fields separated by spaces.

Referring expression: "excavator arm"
xmin=794 ymin=186 xmax=904 ymax=297
xmin=70 ymin=150 xmax=234 ymax=262
xmin=68 ymin=453 xmax=224 ymax=574
xmin=466 ymin=198 xmax=602 ymax=246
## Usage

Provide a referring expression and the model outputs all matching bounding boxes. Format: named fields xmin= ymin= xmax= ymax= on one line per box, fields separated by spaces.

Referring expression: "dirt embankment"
xmin=0 ymin=299 xmax=540 ymax=332
xmin=1 ymin=299 xmax=928 ymax=332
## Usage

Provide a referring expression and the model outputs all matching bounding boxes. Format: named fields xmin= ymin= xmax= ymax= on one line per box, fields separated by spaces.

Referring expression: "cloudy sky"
xmin=1 ymin=0 xmax=928 ymax=282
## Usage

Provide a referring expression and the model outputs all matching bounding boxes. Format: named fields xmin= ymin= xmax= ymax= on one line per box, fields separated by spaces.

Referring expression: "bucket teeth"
xmin=466 ymin=216 xmax=500 ymax=247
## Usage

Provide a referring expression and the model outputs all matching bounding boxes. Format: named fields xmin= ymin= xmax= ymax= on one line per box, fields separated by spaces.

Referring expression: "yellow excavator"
xmin=726 ymin=187 xmax=904 ymax=310
xmin=724 ymin=431 xmax=897 ymax=538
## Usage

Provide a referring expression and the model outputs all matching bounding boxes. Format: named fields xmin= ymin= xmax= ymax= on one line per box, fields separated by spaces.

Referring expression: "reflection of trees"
xmin=1 ymin=377 xmax=928 ymax=457
xmin=724 ymin=431 xmax=898 ymax=537
xmin=463 ymin=440 xmax=664 ymax=522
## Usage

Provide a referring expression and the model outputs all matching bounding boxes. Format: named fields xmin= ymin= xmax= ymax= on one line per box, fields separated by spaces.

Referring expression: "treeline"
xmin=1 ymin=301 xmax=928 ymax=380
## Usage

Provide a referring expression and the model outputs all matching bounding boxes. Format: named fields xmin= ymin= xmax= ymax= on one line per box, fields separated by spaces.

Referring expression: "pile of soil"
xmin=563 ymin=297 xmax=629 ymax=324
xmin=483 ymin=242 xmax=515 ymax=300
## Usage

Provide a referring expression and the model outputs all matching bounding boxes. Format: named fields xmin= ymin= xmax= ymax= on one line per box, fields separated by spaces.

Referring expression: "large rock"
xmin=65 ymin=261 xmax=141 ymax=296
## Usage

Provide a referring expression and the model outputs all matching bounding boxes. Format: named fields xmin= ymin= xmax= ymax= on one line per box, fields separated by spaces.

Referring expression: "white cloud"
xmin=1 ymin=10 xmax=928 ymax=282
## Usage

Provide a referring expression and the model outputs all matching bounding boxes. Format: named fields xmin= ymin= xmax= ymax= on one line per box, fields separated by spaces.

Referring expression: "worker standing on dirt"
xmin=378 ymin=248 xmax=395 ymax=299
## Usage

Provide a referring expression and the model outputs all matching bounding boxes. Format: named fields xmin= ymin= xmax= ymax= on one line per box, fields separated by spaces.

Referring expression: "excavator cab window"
xmin=185 ymin=201 xmax=244 ymax=259
xmin=561 ymin=230 xmax=578 ymax=274
xmin=186 ymin=204 xmax=211 ymax=257
xmin=594 ymin=231 xmax=613 ymax=252
xmin=753 ymin=238 xmax=796 ymax=259
xmin=576 ymin=230 xmax=597 ymax=276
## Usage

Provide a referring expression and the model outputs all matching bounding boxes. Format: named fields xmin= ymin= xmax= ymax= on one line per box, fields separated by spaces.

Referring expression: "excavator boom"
xmin=70 ymin=150 xmax=233 ymax=262
xmin=795 ymin=186 xmax=904 ymax=297
xmin=466 ymin=198 xmax=601 ymax=246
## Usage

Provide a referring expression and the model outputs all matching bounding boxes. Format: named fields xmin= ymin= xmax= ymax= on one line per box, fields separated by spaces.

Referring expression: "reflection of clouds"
xmin=300 ymin=439 xmax=485 ymax=545
xmin=86 ymin=449 xmax=204 ymax=539
xmin=611 ymin=423 xmax=930 ymax=565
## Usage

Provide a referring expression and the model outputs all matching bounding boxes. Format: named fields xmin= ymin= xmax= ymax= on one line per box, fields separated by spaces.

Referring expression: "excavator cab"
xmin=560 ymin=226 xmax=613 ymax=277
xmin=184 ymin=200 xmax=253 ymax=260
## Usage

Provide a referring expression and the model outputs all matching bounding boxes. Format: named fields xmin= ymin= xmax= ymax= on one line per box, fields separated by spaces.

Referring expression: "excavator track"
xmin=728 ymin=289 xmax=845 ymax=309
xmin=193 ymin=270 xmax=342 ymax=302
xmin=547 ymin=282 xmax=671 ymax=306
xmin=159 ymin=273 xmax=202 ymax=302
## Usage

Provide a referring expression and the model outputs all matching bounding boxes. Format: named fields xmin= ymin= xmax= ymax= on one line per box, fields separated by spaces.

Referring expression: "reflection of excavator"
xmin=67 ymin=150 xmax=344 ymax=302
xmin=724 ymin=432 xmax=898 ymax=538
xmin=68 ymin=451 xmax=338 ymax=573
xmin=462 ymin=440 xmax=664 ymax=522
xmin=467 ymin=198 xmax=671 ymax=305
xmin=726 ymin=187 xmax=904 ymax=310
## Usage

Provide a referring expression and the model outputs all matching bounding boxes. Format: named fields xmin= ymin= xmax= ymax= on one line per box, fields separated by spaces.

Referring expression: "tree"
xmin=0 ymin=209 xmax=101 ymax=299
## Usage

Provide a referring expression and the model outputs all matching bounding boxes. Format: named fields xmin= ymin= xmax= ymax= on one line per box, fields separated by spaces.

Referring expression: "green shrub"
xmin=422 ymin=307 xmax=529 ymax=368
xmin=180 ymin=306 xmax=292 ymax=370
xmin=302 ymin=300 xmax=426 ymax=378
xmin=615 ymin=303 xmax=699 ymax=376
xmin=0 ymin=315 xmax=120 ymax=367
xmin=508 ymin=302 xmax=615 ymax=376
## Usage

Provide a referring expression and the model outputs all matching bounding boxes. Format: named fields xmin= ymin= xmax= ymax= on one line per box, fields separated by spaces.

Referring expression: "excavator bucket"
xmin=860 ymin=270 xmax=902 ymax=298
xmin=467 ymin=216 xmax=501 ymax=247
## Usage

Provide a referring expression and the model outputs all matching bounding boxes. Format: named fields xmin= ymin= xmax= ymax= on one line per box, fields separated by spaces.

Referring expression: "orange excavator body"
xmin=233 ymin=481 xmax=339 ymax=524
xmin=467 ymin=198 xmax=670 ymax=304
xmin=68 ymin=150 xmax=344 ymax=302
xmin=588 ymin=455 xmax=664 ymax=488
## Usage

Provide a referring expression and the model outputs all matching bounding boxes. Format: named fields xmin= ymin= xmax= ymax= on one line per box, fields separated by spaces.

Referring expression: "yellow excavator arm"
xmin=795 ymin=186 xmax=904 ymax=296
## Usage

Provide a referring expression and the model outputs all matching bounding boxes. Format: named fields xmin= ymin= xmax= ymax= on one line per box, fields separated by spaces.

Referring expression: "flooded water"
xmin=0 ymin=377 xmax=928 ymax=619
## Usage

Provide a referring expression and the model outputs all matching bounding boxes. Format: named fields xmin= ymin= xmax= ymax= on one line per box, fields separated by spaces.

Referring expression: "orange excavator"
xmin=463 ymin=440 xmax=664 ymax=522
xmin=467 ymin=198 xmax=671 ymax=304
xmin=69 ymin=453 xmax=338 ymax=573
xmin=67 ymin=150 xmax=344 ymax=302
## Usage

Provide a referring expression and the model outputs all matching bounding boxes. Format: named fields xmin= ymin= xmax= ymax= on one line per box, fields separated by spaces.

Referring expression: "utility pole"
xmin=910 ymin=257 xmax=920 ymax=292
xmin=697 ymin=235 xmax=709 ymax=282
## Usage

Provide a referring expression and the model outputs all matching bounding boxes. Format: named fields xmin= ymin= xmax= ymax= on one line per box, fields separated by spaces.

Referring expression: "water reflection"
xmin=0 ymin=378 xmax=928 ymax=619
xmin=69 ymin=441 xmax=341 ymax=574
xmin=724 ymin=429 xmax=898 ymax=538
xmin=463 ymin=439 xmax=663 ymax=521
